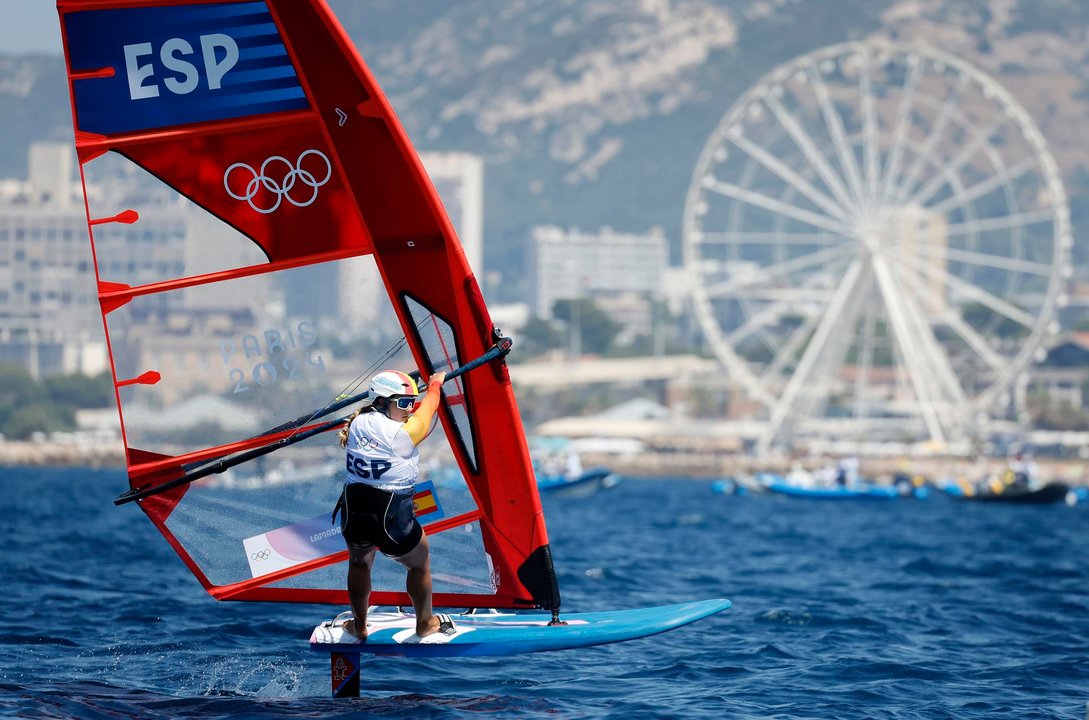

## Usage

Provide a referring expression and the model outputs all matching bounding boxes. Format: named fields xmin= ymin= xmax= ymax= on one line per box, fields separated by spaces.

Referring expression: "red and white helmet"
xmin=369 ymin=370 xmax=418 ymax=398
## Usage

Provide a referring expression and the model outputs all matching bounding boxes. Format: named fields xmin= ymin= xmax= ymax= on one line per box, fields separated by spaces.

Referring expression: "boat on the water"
xmin=531 ymin=437 xmax=620 ymax=496
xmin=537 ymin=466 xmax=620 ymax=496
xmin=938 ymin=476 xmax=1075 ymax=504
xmin=760 ymin=473 xmax=903 ymax=500
xmin=710 ymin=474 xmax=768 ymax=495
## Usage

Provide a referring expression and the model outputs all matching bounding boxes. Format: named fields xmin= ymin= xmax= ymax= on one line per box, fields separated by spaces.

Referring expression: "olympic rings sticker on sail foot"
xmin=224 ymin=149 xmax=333 ymax=214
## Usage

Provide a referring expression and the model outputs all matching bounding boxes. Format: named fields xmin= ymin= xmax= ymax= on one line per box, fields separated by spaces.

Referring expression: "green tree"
xmin=516 ymin=316 xmax=563 ymax=359
xmin=552 ymin=299 xmax=620 ymax=356
xmin=42 ymin=372 xmax=114 ymax=408
xmin=0 ymin=365 xmax=39 ymax=427
xmin=2 ymin=402 xmax=76 ymax=439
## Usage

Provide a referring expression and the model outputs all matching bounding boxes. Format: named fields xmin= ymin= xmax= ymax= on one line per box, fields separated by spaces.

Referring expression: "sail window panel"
xmin=261 ymin=518 xmax=494 ymax=598
xmin=82 ymin=151 xmax=267 ymax=286
xmin=163 ymin=432 xmax=483 ymax=593
xmin=424 ymin=520 xmax=496 ymax=595
xmin=402 ymin=295 xmax=478 ymax=472
xmin=417 ymin=459 xmax=479 ymax=520
xmin=109 ymin=257 xmax=395 ymax=458
xmin=163 ymin=436 xmax=343 ymax=588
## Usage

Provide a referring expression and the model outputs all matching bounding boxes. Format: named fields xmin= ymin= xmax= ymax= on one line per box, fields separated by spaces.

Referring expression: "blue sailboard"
xmin=311 ymin=599 xmax=732 ymax=658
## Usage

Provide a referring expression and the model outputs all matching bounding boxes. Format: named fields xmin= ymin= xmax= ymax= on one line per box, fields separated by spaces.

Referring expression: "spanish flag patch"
xmin=412 ymin=480 xmax=444 ymax=523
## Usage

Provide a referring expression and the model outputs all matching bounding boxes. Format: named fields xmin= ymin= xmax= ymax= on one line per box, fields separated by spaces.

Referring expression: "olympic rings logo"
xmin=251 ymin=549 xmax=271 ymax=561
xmin=224 ymin=149 xmax=332 ymax=214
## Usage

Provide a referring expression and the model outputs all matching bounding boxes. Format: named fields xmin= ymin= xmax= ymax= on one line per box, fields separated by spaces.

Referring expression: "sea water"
xmin=1 ymin=466 xmax=1086 ymax=719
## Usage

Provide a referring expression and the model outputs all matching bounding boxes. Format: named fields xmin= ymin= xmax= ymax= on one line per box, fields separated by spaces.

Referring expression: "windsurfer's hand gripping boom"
xmin=114 ymin=336 xmax=512 ymax=506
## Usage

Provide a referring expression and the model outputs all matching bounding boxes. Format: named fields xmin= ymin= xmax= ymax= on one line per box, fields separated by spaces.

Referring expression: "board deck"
xmin=310 ymin=599 xmax=731 ymax=657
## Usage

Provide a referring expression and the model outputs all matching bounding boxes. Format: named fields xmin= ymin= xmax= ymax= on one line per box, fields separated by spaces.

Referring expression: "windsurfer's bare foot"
xmin=416 ymin=613 xmax=456 ymax=637
xmin=342 ymin=618 xmax=367 ymax=641
xmin=415 ymin=614 xmax=441 ymax=637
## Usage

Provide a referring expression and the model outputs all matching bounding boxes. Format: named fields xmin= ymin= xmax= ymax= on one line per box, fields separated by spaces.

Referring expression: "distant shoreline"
xmin=0 ymin=440 xmax=125 ymax=468
xmin=2 ymin=440 xmax=1086 ymax=486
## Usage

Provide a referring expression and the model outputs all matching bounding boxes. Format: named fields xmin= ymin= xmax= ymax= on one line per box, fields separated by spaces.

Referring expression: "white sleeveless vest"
xmin=344 ymin=411 xmax=418 ymax=492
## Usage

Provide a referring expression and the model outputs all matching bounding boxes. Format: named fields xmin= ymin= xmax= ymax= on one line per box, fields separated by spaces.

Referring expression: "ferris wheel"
xmin=682 ymin=41 xmax=1071 ymax=454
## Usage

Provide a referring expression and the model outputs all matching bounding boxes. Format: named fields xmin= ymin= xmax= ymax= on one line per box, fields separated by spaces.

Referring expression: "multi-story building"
xmin=0 ymin=145 xmax=486 ymax=379
xmin=531 ymin=225 xmax=669 ymax=319
xmin=0 ymin=143 xmax=106 ymax=377
xmin=0 ymin=143 xmax=270 ymax=379
xmin=421 ymin=152 xmax=483 ymax=277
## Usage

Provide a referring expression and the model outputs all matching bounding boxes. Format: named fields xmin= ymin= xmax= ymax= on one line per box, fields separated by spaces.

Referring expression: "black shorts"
xmin=338 ymin=483 xmax=423 ymax=559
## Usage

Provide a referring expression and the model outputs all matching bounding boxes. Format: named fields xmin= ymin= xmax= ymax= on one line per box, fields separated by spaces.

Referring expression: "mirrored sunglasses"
xmin=392 ymin=396 xmax=416 ymax=410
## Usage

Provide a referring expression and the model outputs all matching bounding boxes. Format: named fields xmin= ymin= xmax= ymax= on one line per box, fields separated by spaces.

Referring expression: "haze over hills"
xmin=3 ymin=0 xmax=1089 ymax=301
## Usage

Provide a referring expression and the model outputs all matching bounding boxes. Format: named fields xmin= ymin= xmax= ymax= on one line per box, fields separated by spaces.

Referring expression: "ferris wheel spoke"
xmin=859 ymin=49 xmax=881 ymax=208
xmin=697 ymin=231 xmax=844 ymax=245
xmin=729 ymin=288 xmax=837 ymax=303
xmin=703 ymin=179 xmax=854 ymax=235
xmin=892 ymin=262 xmax=970 ymax=407
xmin=872 ymin=255 xmax=957 ymax=441
xmin=757 ymin=258 xmax=867 ymax=453
xmin=927 ymin=157 xmax=1038 ymax=215
xmin=904 ymin=114 xmax=1008 ymax=208
xmin=915 ymin=245 xmax=1052 ymax=276
xmin=878 ymin=58 xmax=923 ymax=204
xmin=853 ymin=278 xmax=879 ymax=420
xmin=938 ymin=308 xmax=1010 ymax=375
xmin=808 ymin=64 xmax=868 ymax=208
xmin=702 ymin=244 xmax=853 ymax=298
xmin=725 ymin=267 xmax=846 ymax=346
xmin=763 ymin=93 xmax=859 ymax=213
xmin=764 ymin=306 xmax=825 ymax=380
xmin=944 ymin=209 xmax=1056 ymax=237
xmin=899 ymin=251 xmax=1037 ymax=329
xmin=795 ymin=274 xmax=869 ymax=422
xmin=727 ymin=129 xmax=854 ymax=226
xmin=889 ymin=74 xmax=969 ymax=205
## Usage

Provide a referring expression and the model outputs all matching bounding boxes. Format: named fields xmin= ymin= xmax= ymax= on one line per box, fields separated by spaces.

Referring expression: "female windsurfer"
xmin=334 ymin=369 xmax=454 ymax=641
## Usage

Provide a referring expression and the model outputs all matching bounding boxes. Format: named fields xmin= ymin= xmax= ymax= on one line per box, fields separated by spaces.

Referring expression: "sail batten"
xmin=73 ymin=110 xmax=317 ymax=153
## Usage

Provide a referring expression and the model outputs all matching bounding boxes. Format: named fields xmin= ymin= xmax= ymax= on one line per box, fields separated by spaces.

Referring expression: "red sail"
xmin=58 ymin=0 xmax=558 ymax=611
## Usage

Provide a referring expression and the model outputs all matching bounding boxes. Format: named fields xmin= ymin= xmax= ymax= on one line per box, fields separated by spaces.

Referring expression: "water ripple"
xmin=2 ymin=470 xmax=1088 ymax=718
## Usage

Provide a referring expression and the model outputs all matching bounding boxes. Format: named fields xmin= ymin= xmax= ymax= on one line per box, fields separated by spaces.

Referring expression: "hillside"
xmin=3 ymin=0 xmax=1089 ymax=299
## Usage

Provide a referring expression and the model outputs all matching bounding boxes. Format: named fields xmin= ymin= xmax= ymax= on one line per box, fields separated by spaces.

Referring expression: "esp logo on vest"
xmin=347 ymin=456 xmax=392 ymax=481
xmin=123 ymin=34 xmax=239 ymax=100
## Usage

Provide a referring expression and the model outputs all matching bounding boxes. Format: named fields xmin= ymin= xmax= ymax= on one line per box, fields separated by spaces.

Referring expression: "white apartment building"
xmin=421 ymin=151 xmax=483 ymax=276
xmin=0 ymin=143 xmax=107 ymax=377
xmin=531 ymin=225 xmax=669 ymax=318
xmin=0 ymin=143 xmax=271 ymax=379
